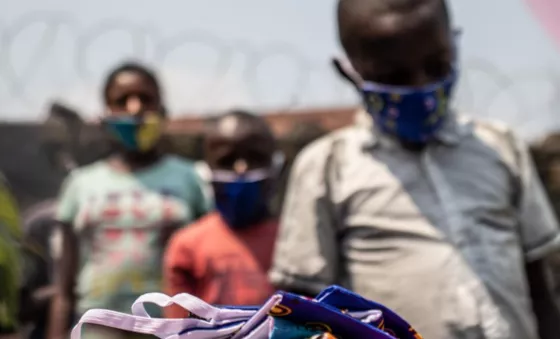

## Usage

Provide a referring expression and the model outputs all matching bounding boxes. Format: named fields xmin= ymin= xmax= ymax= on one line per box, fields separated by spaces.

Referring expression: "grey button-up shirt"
xmin=270 ymin=110 xmax=560 ymax=339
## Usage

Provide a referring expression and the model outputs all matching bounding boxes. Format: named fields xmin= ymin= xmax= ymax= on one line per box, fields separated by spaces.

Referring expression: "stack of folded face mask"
xmin=72 ymin=285 xmax=423 ymax=339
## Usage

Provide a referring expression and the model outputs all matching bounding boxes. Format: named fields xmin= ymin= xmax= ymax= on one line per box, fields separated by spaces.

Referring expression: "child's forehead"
xmin=217 ymin=115 xmax=240 ymax=138
xmin=340 ymin=0 xmax=447 ymax=41
xmin=364 ymin=11 xmax=445 ymax=41
xmin=208 ymin=121 xmax=272 ymax=151
xmin=212 ymin=115 xmax=272 ymax=142
xmin=347 ymin=13 xmax=450 ymax=69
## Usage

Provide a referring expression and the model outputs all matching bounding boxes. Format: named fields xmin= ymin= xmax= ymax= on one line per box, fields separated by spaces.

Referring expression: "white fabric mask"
xmin=71 ymin=292 xmax=282 ymax=339
xmin=71 ymin=289 xmax=400 ymax=339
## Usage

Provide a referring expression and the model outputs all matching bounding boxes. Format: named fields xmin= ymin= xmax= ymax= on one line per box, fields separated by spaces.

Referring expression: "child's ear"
xmin=159 ymin=105 xmax=168 ymax=118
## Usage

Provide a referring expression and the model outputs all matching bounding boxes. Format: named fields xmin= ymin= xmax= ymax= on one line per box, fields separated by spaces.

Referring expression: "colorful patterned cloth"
xmin=268 ymin=286 xmax=422 ymax=339
xmin=72 ymin=285 xmax=424 ymax=339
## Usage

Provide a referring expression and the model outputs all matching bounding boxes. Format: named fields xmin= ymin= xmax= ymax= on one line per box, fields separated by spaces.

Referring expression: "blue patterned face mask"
xmin=361 ymin=71 xmax=457 ymax=143
xmin=332 ymin=32 xmax=460 ymax=144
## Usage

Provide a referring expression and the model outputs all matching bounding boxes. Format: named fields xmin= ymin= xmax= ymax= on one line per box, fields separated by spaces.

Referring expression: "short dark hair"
xmin=337 ymin=0 xmax=451 ymax=56
xmin=207 ymin=109 xmax=277 ymax=148
xmin=212 ymin=109 xmax=273 ymax=133
xmin=102 ymin=61 xmax=161 ymax=103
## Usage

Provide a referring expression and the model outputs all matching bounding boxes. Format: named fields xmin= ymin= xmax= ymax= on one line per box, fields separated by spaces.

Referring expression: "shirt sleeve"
xmin=163 ymin=230 xmax=197 ymax=318
xmin=512 ymin=132 xmax=560 ymax=262
xmin=55 ymin=172 xmax=80 ymax=224
xmin=269 ymin=138 xmax=340 ymax=294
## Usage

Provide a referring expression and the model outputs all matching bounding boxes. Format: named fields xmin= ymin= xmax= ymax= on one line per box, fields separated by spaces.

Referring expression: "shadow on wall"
xmin=0 ymin=122 xmax=65 ymax=211
xmin=0 ymin=103 xmax=109 ymax=210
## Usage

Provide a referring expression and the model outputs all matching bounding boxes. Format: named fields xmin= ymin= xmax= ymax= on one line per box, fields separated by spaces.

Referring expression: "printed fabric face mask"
xmin=332 ymin=33 xmax=460 ymax=144
xmin=267 ymin=287 xmax=421 ymax=339
xmin=211 ymin=153 xmax=285 ymax=229
xmin=102 ymin=112 xmax=164 ymax=152
xmin=70 ymin=285 xmax=432 ymax=339
xmin=361 ymin=71 xmax=457 ymax=143
xmin=71 ymin=291 xmax=281 ymax=339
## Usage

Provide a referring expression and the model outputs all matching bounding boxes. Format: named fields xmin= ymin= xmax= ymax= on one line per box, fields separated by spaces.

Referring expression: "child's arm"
xmin=163 ymin=230 xmax=197 ymax=318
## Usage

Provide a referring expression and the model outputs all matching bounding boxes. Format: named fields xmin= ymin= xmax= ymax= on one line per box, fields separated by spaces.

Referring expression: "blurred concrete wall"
xmin=5 ymin=105 xmax=560 ymax=224
xmin=0 ymin=106 xmax=350 ymax=211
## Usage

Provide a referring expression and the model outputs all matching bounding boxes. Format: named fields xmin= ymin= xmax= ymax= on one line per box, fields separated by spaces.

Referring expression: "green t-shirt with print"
xmin=56 ymin=155 xmax=210 ymax=315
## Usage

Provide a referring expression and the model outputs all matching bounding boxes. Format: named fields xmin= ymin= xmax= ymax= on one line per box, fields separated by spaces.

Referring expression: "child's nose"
xmin=233 ymin=159 xmax=248 ymax=175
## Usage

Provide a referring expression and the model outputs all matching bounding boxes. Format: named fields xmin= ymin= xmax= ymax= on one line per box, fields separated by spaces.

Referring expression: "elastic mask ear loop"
xmin=332 ymin=57 xmax=363 ymax=91
xmin=451 ymin=28 xmax=462 ymax=72
xmin=132 ymin=292 xmax=221 ymax=320
xmin=71 ymin=309 xmax=240 ymax=339
xmin=453 ymin=28 xmax=462 ymax=40
xmin=230 ymin=294 xmax=282 ymax=339
xmin=271 ymin=151 xmax=285 ymax=177
xmin=131 ymin=292 xmax=261 ymax=323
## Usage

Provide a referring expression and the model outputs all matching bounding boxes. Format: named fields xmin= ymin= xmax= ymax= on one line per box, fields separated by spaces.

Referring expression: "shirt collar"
xmin=355 ymin=108 xmax=472 ymax=150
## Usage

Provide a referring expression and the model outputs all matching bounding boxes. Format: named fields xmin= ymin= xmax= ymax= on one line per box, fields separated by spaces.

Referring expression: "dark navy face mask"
xmin=333 ymin=32 xmax=460 ymax=144
xmin=211 ymin=168 xmax=272 ymax=229
xmin=361 ymin=71 xmax=457 ymax=143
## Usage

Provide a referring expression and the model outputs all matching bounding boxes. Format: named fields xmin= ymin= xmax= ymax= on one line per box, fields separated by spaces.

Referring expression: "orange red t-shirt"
xmin=163 ymin=213 xmax=278 ymax=318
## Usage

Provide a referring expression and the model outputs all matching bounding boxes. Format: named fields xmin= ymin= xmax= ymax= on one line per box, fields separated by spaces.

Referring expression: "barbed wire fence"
xmin=0 ymin=11 xmax=559 ymax=139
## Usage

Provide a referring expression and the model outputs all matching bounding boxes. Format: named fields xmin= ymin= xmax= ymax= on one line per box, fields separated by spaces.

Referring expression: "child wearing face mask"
xmin=47 ymin=61 xmax=211 ymax=339
xmin=269 ymin=1 xmax=560 ymax=339
xmin=163 ymin=110 xmax=281 ymax=316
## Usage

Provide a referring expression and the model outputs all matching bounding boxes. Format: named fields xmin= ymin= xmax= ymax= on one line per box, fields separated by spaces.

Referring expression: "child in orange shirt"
xmin=163 ymin=110 xmax=282 ymax=317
